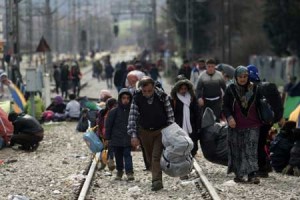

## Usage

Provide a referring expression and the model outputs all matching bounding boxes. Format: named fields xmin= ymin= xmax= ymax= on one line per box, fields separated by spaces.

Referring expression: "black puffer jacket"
xmin=12 ymin=114 xmax=44 ymax=135
xmin=105 ymin=88 xmax=132 ymax=147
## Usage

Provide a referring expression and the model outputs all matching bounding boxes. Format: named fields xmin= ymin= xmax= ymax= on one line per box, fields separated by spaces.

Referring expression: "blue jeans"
xmin=113 ymin=146 xmax=133 ymax=173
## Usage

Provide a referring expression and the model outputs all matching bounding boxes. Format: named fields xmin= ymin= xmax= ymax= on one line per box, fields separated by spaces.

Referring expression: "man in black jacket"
xmin=8 ymin=112 xmax=44 ymax=151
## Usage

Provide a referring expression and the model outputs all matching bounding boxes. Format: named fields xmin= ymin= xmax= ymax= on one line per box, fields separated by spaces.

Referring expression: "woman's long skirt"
xmin=227 ymin=127 xmax=259 ymax=177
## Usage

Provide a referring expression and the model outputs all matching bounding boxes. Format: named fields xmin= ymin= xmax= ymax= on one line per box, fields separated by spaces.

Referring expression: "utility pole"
xmin=13 ymin=0 xmax=20 ymax=71
xmin=152 ymin=0 xmax=157 ymax=61
xmin=68 ymin=0 xmax=72 ymax=54
xmin=222 ymin=0 xmax=231 ymax=64
xmin=26 ymin=0 xmax=33 ymax=65
xmin=185 ymin=0 xmax=189 ymax=59
xmin=96 ymin=0 xmax=101 ymax=51
xmin=72 ymin=0 xmax=77 ymax=58
xmin=54 ymin=0 xmax=59 ymax=59
xmin=4 ymin=0 xmax=12 ymax=73
xmin=45 ymin=0 xmax=52 ymax=73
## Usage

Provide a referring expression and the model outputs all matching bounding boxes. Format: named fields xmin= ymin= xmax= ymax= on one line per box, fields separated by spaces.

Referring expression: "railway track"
xmin=75 ymin=155 xmax=222 ymax=200
xmin=193 ymin=158 xmax=222 ymax=200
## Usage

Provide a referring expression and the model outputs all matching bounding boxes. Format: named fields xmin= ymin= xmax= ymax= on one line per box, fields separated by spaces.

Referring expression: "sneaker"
xmin=126 ymin=172 xmax=135 ymax=181
xmin=248 ymin=176 xmax=260 ymax=184
xmin=115 ymin=171 xmax=123 ymax=181
xmin=107 ymin=159 xmax=116 ymax=171
xmin=151 ymin=180 xmax=163 ymax=191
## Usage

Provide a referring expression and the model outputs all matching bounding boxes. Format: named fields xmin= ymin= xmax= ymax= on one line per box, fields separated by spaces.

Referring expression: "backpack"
xmin=259 ymin=82 xmax=283 ymax=123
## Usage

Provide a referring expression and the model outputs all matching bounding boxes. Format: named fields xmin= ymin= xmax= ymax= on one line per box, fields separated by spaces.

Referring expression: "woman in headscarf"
xmin=222 ymin=66 xmax=262 ymax=184
xmin=43 ymin=95 xmax=66 ymax=121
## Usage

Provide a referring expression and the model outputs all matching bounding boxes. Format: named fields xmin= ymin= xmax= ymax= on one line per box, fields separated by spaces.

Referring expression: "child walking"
xmin=105 ymin=88 xmax=134 ymax=180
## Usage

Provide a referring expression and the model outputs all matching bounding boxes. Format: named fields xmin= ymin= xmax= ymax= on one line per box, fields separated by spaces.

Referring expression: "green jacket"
xmin=25 ymin=95 xmax=45 ymax=120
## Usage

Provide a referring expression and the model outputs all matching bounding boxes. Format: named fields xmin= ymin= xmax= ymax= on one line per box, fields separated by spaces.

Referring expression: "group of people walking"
xmin=101 ymin=56 xmax=287 ymax=191
xmin=2 ymin=54 xmax=295 ymax=192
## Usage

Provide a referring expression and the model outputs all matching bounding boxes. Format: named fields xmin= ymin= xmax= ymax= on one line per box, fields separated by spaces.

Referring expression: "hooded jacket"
xmin=170 ymin=79 xmax=199 ymax=134
xmin=105 ymin=88 xmax=132 ymax=147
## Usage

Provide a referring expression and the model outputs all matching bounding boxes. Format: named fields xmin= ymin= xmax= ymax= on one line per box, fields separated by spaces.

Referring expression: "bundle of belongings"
xmin=160 ymin=123 xmax=194 ymax=177
xmin=270 ymin=121 xmax=300 ymax=176
xmin=200 ymin=107 xmax=228 ymax=166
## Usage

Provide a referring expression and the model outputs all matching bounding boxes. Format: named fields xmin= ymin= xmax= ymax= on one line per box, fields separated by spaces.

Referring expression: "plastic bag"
xmin=83 ymin=130 xmax=103 ymax=153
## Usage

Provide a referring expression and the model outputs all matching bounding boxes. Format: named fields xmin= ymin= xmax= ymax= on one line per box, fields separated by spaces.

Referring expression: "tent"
xmin=8 ymin=83 xmax=27 ymax=113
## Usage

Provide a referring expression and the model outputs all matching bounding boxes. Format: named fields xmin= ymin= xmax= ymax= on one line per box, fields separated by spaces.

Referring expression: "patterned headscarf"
xmin=233 ymin=66 xmax=254 ymax=110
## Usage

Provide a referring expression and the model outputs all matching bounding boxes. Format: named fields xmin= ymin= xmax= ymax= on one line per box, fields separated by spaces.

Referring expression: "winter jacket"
xmin=25 ymin=95 xmax=45 ymax=120
xmin=222 ymin=83 xmax=263 ymax=122
xmin=46 ymin=102 xmax=66 ymax=114
xmin=12 ymin=114 xmax=44 ymax=135
xmin=105 ymin=88 xmax=132 ymax=147
xmin=170 ymin=79 xmax=199 ymax=135
xmin=105 ymin=64 xmax=114 ymax=79
xmin=114 ymin=63 xmax=127 ymax=87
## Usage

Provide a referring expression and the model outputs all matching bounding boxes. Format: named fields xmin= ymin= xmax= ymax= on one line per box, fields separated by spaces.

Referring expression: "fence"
xmin=249 ymin=55 xmax=300 ymax=86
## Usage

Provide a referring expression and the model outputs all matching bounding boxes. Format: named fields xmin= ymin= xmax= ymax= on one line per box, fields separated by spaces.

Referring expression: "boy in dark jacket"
xmin=105 ymin=88 xmax=134 ymax=180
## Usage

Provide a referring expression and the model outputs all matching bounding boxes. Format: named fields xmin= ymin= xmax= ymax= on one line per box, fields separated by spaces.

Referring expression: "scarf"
xmin=230 ymin=82 xmax=256 ymax=117
xmin=177 ymin=92 xmax=192 ymax=134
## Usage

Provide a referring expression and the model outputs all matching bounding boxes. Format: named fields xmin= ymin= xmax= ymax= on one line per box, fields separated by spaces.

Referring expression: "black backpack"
xmin=259 ymin=82 xmax=283 ymax=123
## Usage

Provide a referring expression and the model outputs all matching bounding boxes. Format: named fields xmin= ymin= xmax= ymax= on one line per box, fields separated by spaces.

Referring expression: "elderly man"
xmin=128 ymin=76 xmax=174 ymax=191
